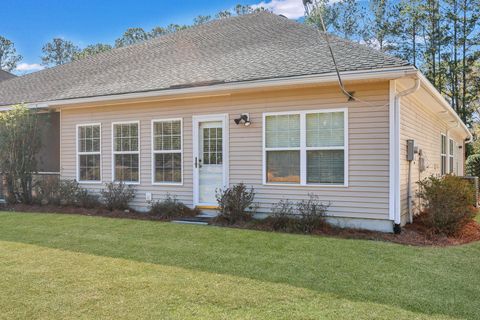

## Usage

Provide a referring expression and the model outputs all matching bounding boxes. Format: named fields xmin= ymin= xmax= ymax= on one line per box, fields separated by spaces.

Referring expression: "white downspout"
xmin=393 ymin=78 xmax=421 ymax=230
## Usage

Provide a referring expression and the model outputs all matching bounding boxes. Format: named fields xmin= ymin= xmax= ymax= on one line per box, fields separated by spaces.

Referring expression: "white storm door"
xmin=193 ymin=114 xmax=229 ymax=206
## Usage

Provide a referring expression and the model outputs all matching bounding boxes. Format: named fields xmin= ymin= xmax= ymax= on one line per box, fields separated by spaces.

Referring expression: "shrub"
xmin=266 ymin=195 xmax=330 ymax=233
xmin=101 ymin=182 xmax=135 ymax=211
xmin=75 ymin=188 xmax=101 ymax=209
xmin=34 ymin=176 xmax=62 ymax=205
xmin=34 ymin=178 xmax=101 ymax=208
xmin=149 ymin=194 xmax=199 ymax=219
xmin=268 ymin=199 xmax=296 ymax=232
xmin=216 ymin=183 xmax=256 ymax=224
xmin=296 ymin=194 xmax=330 ymax=233
xmin=466 ymin=154 xmax=480 ymax=177
xmin=58 ymin=180 xmax=82 ymax=206
xmin=417 ymin=175 xmax=477 ymax=236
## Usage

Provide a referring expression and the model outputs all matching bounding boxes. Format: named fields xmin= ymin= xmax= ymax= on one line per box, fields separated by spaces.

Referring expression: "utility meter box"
xmin=407 ymin=140 xmax=415 ymax=161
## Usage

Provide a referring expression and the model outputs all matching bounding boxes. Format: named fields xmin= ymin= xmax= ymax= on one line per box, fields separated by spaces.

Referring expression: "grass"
xmin=0 ymin=212 xmax=479 ymax=319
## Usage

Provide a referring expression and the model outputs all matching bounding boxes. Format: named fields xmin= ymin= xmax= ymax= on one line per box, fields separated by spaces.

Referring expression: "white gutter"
xmin=392 ymin=78 xmax=421 ymax=228
xmin=0 ymin=66 xmax=417 ymax=111
xmin=417 ymin=72 xmax=472 ymax=140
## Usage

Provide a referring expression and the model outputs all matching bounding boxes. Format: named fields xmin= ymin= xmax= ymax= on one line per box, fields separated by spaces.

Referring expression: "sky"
xmin=0 ymin=0 xmax=306 ymax=74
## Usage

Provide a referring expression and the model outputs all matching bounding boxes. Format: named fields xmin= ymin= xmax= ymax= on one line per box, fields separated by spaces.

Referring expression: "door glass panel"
xmin=199 ymin=121 xmax=223 ymax=204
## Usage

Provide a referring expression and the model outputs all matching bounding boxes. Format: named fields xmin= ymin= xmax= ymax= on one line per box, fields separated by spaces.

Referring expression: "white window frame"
xmin=262 ymin=108 xmax=348 ymax=187
xmin=151 ymin=118 xmax=183 ymax=186
xmin=449 ymin=138 xmax=455 ymax=174
xmin=112 ymin=120 xmax=141 ymax=185
xmin=76 ymin=123 xmax=102 ymax=184
xmin=441 ymin=133 xmax=447 ymax=175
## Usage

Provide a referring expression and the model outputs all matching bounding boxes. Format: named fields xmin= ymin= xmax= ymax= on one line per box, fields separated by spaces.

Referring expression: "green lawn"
xmin=0 ymin=213 xmax=479 ymax=319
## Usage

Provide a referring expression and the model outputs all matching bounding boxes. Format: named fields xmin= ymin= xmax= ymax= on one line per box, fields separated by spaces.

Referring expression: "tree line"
xmin=1 ymin=1 xmax=478 ymax=124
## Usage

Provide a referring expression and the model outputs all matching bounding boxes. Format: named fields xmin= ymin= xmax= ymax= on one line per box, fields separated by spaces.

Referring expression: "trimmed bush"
xmin=149 ymin=194 xmax=199 ymax=219
xmin=216 ymin=183 xmax=257 ymax=224
xmin=417 ymin=175 xmax=477 ymax=236
xmin=466 ymin=154 xmax=480 ymax=177
xmin=101 ymin=182 xmax=135 ymax=211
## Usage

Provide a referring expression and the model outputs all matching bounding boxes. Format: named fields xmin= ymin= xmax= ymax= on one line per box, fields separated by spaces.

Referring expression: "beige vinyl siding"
xmin=399 ymin=94 xmax=466 ymax=224
xmin=59 ymin=82 xmax=391 ymax=220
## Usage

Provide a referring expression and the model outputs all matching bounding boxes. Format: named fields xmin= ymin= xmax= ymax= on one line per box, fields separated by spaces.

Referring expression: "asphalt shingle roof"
xmin=0 ymin=12 xmax=410 ymax=106
xmin=0 ymin=70 xmax=16 ymax=83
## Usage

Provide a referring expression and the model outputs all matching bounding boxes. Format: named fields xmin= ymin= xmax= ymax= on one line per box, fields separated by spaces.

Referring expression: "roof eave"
xmin=0 ymin=66 xmax=417 ymax=111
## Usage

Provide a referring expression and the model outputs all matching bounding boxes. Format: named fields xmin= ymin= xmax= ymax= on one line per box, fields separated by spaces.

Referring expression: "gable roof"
xmin=0 ymin=70 xmax=16 ymax=83
xmin=0 ymin=12 xmax=411 ymax=106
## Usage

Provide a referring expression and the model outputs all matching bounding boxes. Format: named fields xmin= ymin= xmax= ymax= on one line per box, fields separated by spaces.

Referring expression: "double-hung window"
xmin=152 ymin=119 xmax=182 ymax=184
xmin=441 ymin=134 xmax=447 ymax=175
xmin=113 ymin=121 xmax=140 ymax=183
xmin=449 ymin=139 xmax=455 ymax=174
xmin=264 ymin=109 xmax=347 ymax=186
xmin=77 ymin=124 xmax=101 ymax=182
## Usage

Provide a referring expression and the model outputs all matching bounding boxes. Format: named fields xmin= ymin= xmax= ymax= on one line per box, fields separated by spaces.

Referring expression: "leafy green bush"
xmin=466 ymin=154 xmax=480 ymax=177
xmin=417 ymin=175 xmax=477 ymax=236
xmin=149 ymin=194 xmax=199 ymax=219
xmin=215 ymin=183 xmax=257 ymax=224
xmin=266 ymin=195 xmax=330 ymax=233
xmin=101 ymin=182 xmax=135 ymax=211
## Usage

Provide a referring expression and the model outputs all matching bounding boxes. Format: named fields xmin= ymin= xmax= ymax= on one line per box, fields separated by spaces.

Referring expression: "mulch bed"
xmin=4 ymin=204 xmax=171 ymax=221
xmin=4 ymin=204 xmax=480 ymax=247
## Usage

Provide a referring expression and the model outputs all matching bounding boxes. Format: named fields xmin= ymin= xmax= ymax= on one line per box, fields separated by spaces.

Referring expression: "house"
xmin=0 ymin=70 xmax=16 ymax=82
xmin=0 ymin=12 xmax=471 ymax=232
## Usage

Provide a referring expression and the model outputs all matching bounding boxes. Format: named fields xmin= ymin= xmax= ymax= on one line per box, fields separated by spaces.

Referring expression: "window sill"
xmin=152 ymin=182 xmax=184 ymax=186
xmin=263 ymin=182 xmax=348 ymax=188
xmin=78 ymin=180 xmax=103 ymax=185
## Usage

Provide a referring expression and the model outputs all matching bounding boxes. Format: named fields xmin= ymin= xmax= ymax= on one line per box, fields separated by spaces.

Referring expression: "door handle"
xmin=195 ymin=157 xmax=203 ymax=168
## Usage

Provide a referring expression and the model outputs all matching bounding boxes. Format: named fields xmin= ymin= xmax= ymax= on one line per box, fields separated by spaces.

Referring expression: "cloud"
xmin=252 ymin=0 xmax=306 ymax=19
xmin=15 ymin=63 xmax=44 ymax=72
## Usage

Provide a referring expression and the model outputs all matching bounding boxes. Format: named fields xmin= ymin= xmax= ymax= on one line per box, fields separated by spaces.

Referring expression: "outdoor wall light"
xmin=234 ymin=114 xmax=251 ymax=127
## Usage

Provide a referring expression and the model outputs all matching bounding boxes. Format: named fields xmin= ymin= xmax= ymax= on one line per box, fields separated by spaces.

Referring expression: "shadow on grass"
xmin=0 ymin=212 xmax=479 ymax=319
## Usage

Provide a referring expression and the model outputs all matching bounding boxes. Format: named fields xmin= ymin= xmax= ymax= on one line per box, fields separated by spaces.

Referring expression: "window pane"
xmin=78 ymin=125 xmax=100 ymax=152
xmin=306 ymin=112 xmax=344 ymax=148
xmin=114 ymin=123 xmax=138 ymax=152
xmin=155 ymin=153 xmax=182 ymax=183
xmin=266 ymin=151 xmax=300 ymax=183
xmin=115 ymin=154 xmax=139 ymax=182
xmin=265 ymin=114 xmax=300 ymax=148
xmin=79 ymin=154 xmax=101 ymax=181
xmin=154 ymin=120 xmax=181 ymax=151
xmin=307 ymin=150 xmax=344 ymax=184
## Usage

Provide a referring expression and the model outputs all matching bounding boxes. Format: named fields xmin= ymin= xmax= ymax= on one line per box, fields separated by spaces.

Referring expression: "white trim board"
xmin=111 ymin=120 xmax=141 ymax=185
xmin=150 ymin=118 xmax=184 ymax=186
xmin=192 ymin=114 xmax=229 ymax=207
xmin=262 ymin=108 xmax=349 ymax=188
xmin=76 ymin=123 xmax=103 ymax=184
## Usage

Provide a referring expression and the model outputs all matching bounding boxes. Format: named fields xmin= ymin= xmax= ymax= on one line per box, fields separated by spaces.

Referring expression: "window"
xmin=264 ymin=109 xmax=347 ymax=186
xmin=449 ymin=139 xmax=455 ymax=174
xmin=113 ymin=122 xmax=140 ymax=183
xmin=203 ymin=127 xmax=223 ymax=165
xmin=152 ymin=119 xmax=182 ymax=184
xmin=77 ymin=124 xmax=101 ymax=182
xmin=441 ymin=134 xmax=447 ymax=175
